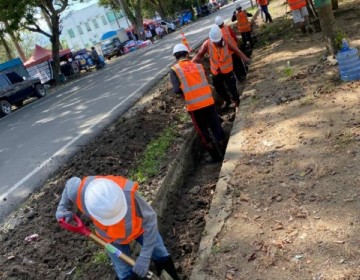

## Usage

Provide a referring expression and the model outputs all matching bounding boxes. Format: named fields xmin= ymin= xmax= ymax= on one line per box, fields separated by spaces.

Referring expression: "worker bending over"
xmin=170 ymin=43 xmax=226 ymax=162
xmin=56 ymin=176 xmax=180 ymax=280
xmin=192 ymin=25 xmax=250 ymax=112
xmin=215 ymin=15 xmax=248 ymax=82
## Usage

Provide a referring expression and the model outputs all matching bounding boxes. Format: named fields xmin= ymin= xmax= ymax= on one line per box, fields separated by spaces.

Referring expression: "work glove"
xmin=55 ymin=210 xmax=73 ymax=223
xmin=133 ymin=256 xmax=151 ymax=278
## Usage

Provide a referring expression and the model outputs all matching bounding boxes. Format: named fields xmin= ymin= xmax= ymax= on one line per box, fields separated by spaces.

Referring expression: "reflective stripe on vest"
xmin=236 ymin=11 xmax=251 ymax=33
xmin=172 ymin=61 xmax=214 ymax=111
xmin=208 ymin=40 xmax=233 ymax=75
xmin=77 ymin=176 xmax=144 ymax=244
xmin=221 ymin=26 xmax=237 ymax=53
xmin=288 ymin=0 xmax=306 ymax=10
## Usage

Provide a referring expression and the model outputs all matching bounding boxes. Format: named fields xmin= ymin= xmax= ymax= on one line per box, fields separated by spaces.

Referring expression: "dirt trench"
xmin=0 ymin=55 xmax=236 ymax=279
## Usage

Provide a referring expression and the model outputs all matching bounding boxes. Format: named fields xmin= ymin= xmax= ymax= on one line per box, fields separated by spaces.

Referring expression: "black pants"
xmin=232 ymin=54 xmax=248 ymax=81
xmin=212 ymin=72 xmax=239 ymax=104
xmin=260 ymin=5 xmax=273 ymax=23
xmin=188 ymin=105 xmax=225 ymax=145
xmin=241 ymin=32 xmax=253 ymax=47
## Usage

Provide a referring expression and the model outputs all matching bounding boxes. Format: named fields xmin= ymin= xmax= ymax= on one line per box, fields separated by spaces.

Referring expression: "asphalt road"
xmin=0 ymin=0 xmax=251 ymax=221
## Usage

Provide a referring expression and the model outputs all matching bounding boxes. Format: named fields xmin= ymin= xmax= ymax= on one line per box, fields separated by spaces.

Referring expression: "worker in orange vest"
xmin=192 ymin=25 xmax=251 ymax=112
xmin=215 ymin=15 xmax=248 ymax=82
xmin=170 ymin=43 xmax=226 ymax=162
xmin=257 ymin=0 xmax=273 ymax=23
xmin=231 ymin=5 xmax=254 ymax=48
xmin=287 ymin=0 xmax=313 ymax=33
xmin=56 ymin=176 xmax=180 ymax=280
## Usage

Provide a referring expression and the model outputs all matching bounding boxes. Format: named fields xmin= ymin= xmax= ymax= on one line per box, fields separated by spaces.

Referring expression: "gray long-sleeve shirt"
xmin=56 ymin=177 xmax=158 ymax=259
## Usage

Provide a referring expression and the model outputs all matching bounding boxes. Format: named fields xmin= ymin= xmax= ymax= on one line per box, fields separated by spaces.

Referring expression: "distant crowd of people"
xmin=145 ymin=23 xmax=167 ymax=42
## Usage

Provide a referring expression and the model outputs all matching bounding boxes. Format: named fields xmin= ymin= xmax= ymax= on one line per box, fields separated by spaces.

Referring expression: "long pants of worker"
xmin=260 ymin=5 xmax=273 ymax=22
xmin=241 ymin=31 xmax=254 ymax=47
xmin=108 ymin=232 xmax=169 ymax=280
xmin=212 ymin=71 xmax=239 ymax=105
xmin=232 ymin=54 xmax=248 ymax=81
xmin=188 ymin=105 xmax=225 ymax=146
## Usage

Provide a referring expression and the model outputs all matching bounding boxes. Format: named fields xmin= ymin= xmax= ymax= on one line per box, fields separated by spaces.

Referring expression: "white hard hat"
xmin=209 ymin=25 xmax=222 ymax=43
xmin=215 ymin=16 xmax=224 ymax=26
xmin=173 ymin=43 xmax=189 ymax=55
xmin=85 ymin=178 xmax=128 ymax=226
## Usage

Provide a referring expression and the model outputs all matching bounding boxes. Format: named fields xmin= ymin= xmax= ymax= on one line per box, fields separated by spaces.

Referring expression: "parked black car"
xmin=200 ymin=5 xmax=211 ymax=16
xmin=101 ymin=38 xmax=125 ymax=60
xmin=0 ymin=72 xmax=46 ymax=117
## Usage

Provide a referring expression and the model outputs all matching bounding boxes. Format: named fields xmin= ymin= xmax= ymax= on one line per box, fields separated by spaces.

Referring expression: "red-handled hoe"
xmin=59 ymin=215 xmax=160 ymax=280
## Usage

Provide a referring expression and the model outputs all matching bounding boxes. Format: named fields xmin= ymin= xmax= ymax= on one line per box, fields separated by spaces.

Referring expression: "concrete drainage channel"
xmin=152 ymin=126 xmax=230 ymax=279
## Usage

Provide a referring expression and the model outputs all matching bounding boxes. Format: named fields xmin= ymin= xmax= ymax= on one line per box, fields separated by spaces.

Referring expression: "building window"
xmin=106 ymin=11 xmax=116 ymax=23
xmin=77 ymin=26 xmax=84 ymax=35
xmin=85 ymin=22 xmax=91 ymax=32
xmin=101 ymin=15 xmax=108 ymax=25
xmin=92 ymin=19 xmax=99 ymax=29
xmin=68 ymin=28 xmax=75 ymax=38
xmin=115 ymin=11 xmax=124 ymax=19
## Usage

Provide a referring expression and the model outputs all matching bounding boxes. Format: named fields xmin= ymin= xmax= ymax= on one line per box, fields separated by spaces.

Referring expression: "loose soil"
xmin=202 ymin=1 xmax=360 ymax=280
xmin=0 ymin=50 xmax=233 ymax=279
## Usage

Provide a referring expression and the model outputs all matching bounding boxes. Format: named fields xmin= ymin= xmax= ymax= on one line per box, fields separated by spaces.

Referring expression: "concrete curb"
xmin=190 ymin=75 xmax=255 ymax=280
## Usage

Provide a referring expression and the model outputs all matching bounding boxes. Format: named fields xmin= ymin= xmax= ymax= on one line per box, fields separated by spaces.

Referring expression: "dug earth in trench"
xmin=0 ymin=55 xmax=239 ymax=279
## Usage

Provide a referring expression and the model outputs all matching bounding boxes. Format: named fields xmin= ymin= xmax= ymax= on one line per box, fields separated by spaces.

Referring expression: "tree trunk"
xmin=317 ymin=3 xmax=337 ymax=56
xmin=9 ymin=32 xmax=27 ymax=61
xmin=51 ymin=14 xmax=61 ymax=85
xmin=331 ymin=0 xmax=338 ymax=10
xmin=3 ymin=21 xmax=27 ymax=61
xmin=116 ymin=0 xmax=143 ymax=38
xmin=0 ymin=35 xmax=14 ymax=60
xmin=134 ymin=8 xmax=144 ymax=40
xmin=157 ymin=0 xmax=167 ymax=19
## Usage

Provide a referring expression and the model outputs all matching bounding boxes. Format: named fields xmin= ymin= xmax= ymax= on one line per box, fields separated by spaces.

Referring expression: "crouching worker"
xmin=56 ymin=176 xmax=180 ymax=280
xmin=170 ymin=43 xmax=227 ymax=163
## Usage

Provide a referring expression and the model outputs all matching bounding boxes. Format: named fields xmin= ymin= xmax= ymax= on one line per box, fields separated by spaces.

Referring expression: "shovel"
xmin=59 ymin=215 xmax=159 ymax=280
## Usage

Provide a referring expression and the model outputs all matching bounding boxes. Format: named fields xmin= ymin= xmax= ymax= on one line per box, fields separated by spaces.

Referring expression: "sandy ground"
xmin=200 ymin=0 xmax=360 ymax=279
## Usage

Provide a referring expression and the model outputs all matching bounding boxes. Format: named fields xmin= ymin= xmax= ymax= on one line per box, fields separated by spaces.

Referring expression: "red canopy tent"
xmin=24 ymin=45 xmax=71 ymax=68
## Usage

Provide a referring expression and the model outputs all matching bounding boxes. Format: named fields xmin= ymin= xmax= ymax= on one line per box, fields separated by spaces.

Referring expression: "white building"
xmin=61 ymin=3 xmax=131 ymax=51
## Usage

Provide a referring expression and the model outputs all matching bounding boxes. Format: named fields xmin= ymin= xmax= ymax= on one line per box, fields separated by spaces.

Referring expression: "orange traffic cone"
xmin=181 ymin=32 xmax=192 ymax=52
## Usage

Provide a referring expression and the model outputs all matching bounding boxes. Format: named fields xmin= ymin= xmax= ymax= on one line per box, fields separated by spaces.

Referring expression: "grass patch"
xmin=179 ymin=111 xmax=190 ymax=123
xmin=211 ymin=245 xmax=221 ymax=254
xmin=257 ymin=16 xmax=294 ymax=45
xmin=335 ymin=132 xmax=353 ymax=148
xmin=245 ymin=6 xmax=258 ymax=15
xmin=299 ymin=94 xmax=315 ymax=106
xmin=74 ymin=267 xmax=84 ymax=279
xmin=130 ymin=126 xmax=177 ymax=183
xmin=283 ymin=66 xmax=293 ymax=77
xmin=92 ymin=251 xmax=109 ymax=265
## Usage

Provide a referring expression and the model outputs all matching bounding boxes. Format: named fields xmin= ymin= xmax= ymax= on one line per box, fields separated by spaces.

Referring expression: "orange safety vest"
xmin=171 ymin=60 xmax=214 ymax=111
xmin=287 ymin=0 xmax=306 ymax=10
xmin=236 ymin=11 xmax=251 ymax=33
xmin=257 ymin=0 xmax=268 ymax=6
xmin=221 ymin=26 xmax=238 ymax=54
xmin=76 ymin=175 xmax=144 ymax=244
xmin=208 ymin=39 xmax=233 ymax=75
